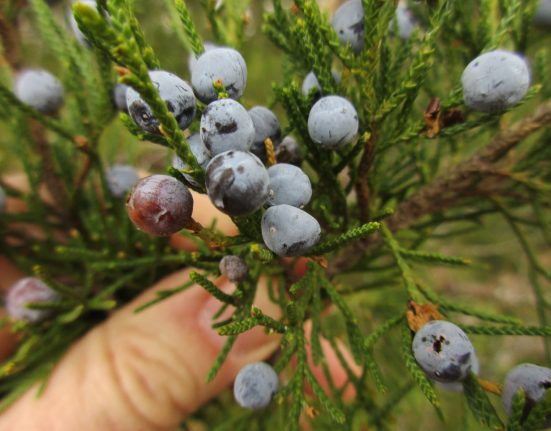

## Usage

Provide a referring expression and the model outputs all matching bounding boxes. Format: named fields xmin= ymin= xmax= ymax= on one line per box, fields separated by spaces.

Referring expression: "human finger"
xmin=0 ymin=269 xmax=279 ymax=431
xmin=169 ymin=191 xmax=238 ymax=252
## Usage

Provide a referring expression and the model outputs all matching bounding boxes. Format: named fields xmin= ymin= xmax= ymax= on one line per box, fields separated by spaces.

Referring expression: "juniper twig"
xmin=330 ymin=99 xmax=551 ymax=275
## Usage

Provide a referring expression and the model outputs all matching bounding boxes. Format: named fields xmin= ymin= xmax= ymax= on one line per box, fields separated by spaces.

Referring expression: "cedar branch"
xmin=355 ymin=129 xmax=377 ymax=223
xmin=329 ymin=100 xmax=551 ymax=276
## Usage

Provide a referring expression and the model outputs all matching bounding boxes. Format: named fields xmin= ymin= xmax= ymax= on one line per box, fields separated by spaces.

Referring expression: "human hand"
xmin=0 ymin=176 xmax=359 ymax=431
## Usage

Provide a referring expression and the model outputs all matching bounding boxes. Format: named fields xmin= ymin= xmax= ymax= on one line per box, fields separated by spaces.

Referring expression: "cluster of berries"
xmin=120 ymin=11 xmax=535 ymax=261
xmin=334 ymin=1 xmax=532 ymax=114
xmin=122 ymin=43 xmax=341 ymax=257
xmin=413 ymin=320 xmax=551 ymax=423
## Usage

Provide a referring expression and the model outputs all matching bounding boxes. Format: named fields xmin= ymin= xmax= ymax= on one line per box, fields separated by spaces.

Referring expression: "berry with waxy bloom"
xmin=106 ymin=164 xmax=139 ymax=198
xmin=205 ymin=150 xmax=269 ymax=217
xmin=172 ymin=133 xmax=211 ymax=187
xmin=126 ymin=70 xmax=196 ymax=135
xmin=502 ymin=363 xmax=551 ymax=427
xmin=412 ymin=320 xmax=477 ymax=383
xmin=308 ymin=96 xmax=359 ymax=149
xmin=219 ymin=255 xmax=248 ymax=283
xmin=6 ymin=277 xmax=60 ymax=323
xmin=200 ymin=99 xmax=254 ymax=156
xmin=234 ymin=362 xmax=279 ymax=410
xmin=261 ymin=204 xmax=321 ymax=256
xmin=248 ymin=106 xmax=281 ymax=161
xmin=15 ymin=69 xmax=64 ymax=115
xmin=191 ymin=48 xmax=247 ymax=104
xmin=267 ymin=164 xmax=312 ymax=208
xmin=126 ymin=175 xmax=194 ymax=236
xmin=461 ymin=50 xmax=530 ymax=113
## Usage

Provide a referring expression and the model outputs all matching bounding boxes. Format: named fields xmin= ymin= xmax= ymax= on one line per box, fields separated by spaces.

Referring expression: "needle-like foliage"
xmin=0 ymin=0 xmax=551 ymax=429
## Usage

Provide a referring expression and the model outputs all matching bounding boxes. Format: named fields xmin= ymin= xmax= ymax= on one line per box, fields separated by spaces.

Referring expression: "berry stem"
xmin=183 ymin=217 xmax=228 ymax=249
xmin=477 ymin=377 xmax=503 ymax=396
xmin=264 ymin=138 xmax=277 ymax=166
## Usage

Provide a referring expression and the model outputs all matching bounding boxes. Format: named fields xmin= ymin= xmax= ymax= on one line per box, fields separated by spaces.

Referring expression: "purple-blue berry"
xmin=6 ymin=277 xmax=60 ymax=323
xmin=113 ymin=83 xmax=129 ymax=113
xmin=301 ymin=70 xmax=341 ymax=98
xmin=188 ymin=42 xmax=218 ymax=75
xmin=191 ymin=48 xmax=247 ymax=104
xmin=302 ymin=71 xmax=321 ymax=97
xmin=332 ymin=2 xmax=416 ymax=51
xmin=267 ymin=164 xmax=312 ymax=208
xmin=15 ymin=69 xmax=64 ymax=115
xmin=437 ymin=354 xmax=480 ymax=392
xmin=392 ymin=5 xmax=417 ymax=39
xmin=106 ymin=164 xmax=139 ymax=198
xmin=234 ymin=362 xmax=279 ymax=410
xmin=200 ymin=99 xmax=254 ymax=156
xmin=69 ymin=0 xmax=98 ymax=46
xmin=412 ymin=320 xmax=477 ymax=383
xmin=535 ymin=0 xmax=551 ymax=26
xmin=331 ymin=0 xmax=364 ymax=53
xmin=206 ymin=150 xmax=269 ymax=217
xmin=219 ymin=255 xmax=248 ymax=283
xmin=275 ymin=136 xmax=302 ymax=166
xmin=461 ymin=50 xmax=530 ymax=113
xmin=308 ymin=96 xmax=359 ymax=149
xmin=261 ymin=205 xmax=321 ymax=256
xmin=126 ymin=70 xmax=196 ymax=135
xmin=172 ymin=133 xmax=211 ymax=187
xmin=502 ymin=363 xmax=551 ymax=426
xmin=248 ymin=106 xmax=281 ymax=160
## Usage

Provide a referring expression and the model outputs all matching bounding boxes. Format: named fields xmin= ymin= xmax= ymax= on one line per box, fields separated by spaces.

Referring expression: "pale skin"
xmin=0 ymin=175 xmax=359 ymax=431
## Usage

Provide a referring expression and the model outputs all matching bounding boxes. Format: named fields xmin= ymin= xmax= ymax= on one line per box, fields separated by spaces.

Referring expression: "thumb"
xmin=0 ymin=270 xmax=280 ymax=431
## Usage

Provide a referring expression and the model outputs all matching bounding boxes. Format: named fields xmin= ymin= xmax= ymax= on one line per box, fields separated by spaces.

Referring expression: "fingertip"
xmin=323 ymin=338 xmax=362 ymax=401
xmin=200 ymin=275 xmax=282 ymax=358
xmin=190 ymin=192 xmax=237 ymax=237
xmin=304 ymin=321 xmax=361 ymax=401
xmin=169 ymin=232 xmax=201 ymax=252
xmin=169 ymin=192 xmax=238 ymax=252
xmin=1 ymin=173 xmax=28 ymax=192
xmin=1 ymin=173 xmax=54 ymax=210
xmin=281 ymin=257 xmax=311 ymax=279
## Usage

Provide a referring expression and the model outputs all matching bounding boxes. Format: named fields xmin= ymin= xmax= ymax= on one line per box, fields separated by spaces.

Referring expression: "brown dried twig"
xmin=329 ymin=100 xmax=551 ymax=276
xmin=355 ymin=130 xmax=377 ymax=222
xmin=30 ymin=120 xmax=70 ymax=211
xmin=0 ymin=1 xmax=24 ymax=70
xmin=386 ymin=100 xmax=551 ymax=232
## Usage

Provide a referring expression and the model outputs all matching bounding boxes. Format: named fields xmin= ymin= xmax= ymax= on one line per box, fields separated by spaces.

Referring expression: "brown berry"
xmin=126 ymin=175 xmax=194 ymax=236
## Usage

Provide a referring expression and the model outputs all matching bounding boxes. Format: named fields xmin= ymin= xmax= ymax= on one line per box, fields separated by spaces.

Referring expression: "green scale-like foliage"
xmin=0 ymin=0 xmax=551 ymax=430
